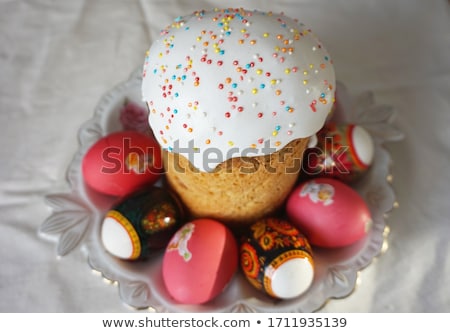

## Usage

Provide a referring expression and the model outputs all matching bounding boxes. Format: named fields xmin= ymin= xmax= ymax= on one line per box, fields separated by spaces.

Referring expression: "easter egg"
xmin=82 ymin=131 xmax=163 ymax=197
xmin=101 ymin=186 xmax=185 ymax=260
xmin=240 ymin=218 xmax=314 ymax=299
xmin=162 ymin=219 xmax=238 ymax=304
xmin=303 ymin=123 xmax=374 ymax=183
xmin=286 ymin=178 xmax=372 ymax=248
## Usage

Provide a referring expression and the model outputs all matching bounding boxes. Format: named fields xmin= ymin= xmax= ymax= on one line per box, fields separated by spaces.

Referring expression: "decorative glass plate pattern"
xmin=40 ymin=68 xmax=403 ymax=312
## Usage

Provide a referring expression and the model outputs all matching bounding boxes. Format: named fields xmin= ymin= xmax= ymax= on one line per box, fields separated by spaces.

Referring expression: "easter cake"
xmin=141 ymin=8 xmax=336 ymax=226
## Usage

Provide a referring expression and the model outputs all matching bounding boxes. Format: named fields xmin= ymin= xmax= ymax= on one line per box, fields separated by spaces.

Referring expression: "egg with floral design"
xmin=82 ymin=131 xmax=163 ymax=197
xmin=101 ymin=186 xmax=185 ymax=260
xmin=286 ymin=178 xmax=372 ymax=248
xmin=162 ymin=219 xmax=238 ymax=304
xmin=240 ymin=218 xmax=314 ymax=299
xmin=303 ymin=123 xmax=374 ymax=183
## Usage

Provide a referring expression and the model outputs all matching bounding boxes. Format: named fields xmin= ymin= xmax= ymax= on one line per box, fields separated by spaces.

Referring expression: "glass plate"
xmin=40 ymin=68 xmax=403 ymax=312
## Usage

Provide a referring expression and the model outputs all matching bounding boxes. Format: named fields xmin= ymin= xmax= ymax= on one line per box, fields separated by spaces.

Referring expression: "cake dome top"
xmin=142 ymin=8 xmax=335 ymax=171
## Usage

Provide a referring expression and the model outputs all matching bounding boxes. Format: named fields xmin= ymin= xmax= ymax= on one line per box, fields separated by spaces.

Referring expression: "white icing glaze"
xmin=269 ymin=257 xmax=314 ymax=299
xmin=142 ymin=8 xmax=335 ymax=171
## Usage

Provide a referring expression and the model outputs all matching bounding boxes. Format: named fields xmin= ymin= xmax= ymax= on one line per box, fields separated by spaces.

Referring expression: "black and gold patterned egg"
xmin=240 ymin=217 xmax=314 ymax=299
xmin=101 ymin=186 xmax=185 ymax=260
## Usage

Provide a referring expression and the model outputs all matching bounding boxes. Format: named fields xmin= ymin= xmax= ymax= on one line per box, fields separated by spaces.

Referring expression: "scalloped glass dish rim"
xmin=42 ymin=68 xmax=398 ymax=313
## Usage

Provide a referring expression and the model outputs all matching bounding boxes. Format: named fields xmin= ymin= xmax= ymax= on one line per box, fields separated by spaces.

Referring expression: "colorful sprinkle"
xmin=142 ymin=8 xmax=335 ymax=171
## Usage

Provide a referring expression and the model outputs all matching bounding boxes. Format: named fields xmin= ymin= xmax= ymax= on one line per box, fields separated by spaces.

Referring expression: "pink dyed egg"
xmin=82 ymin=131 xmax=163 ymax=197
xmin=303 ymin=123 xmax=374 ymax=183
xmin=162 ymin=219 xmax=238 ymax=304
xmin=286 ymin=178 xmax=372 ymax=248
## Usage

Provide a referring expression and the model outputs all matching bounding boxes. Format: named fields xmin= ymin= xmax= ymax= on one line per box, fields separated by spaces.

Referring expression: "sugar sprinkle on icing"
xmin=142 ymin=8 xmax=335 ymax=171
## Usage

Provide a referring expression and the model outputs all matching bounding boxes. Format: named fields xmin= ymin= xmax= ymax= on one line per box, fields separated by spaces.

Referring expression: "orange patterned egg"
xmin=303 ymin=123 xmax=374 ymax=183
xmin=240 ymin=218 xmax=314 ymax=299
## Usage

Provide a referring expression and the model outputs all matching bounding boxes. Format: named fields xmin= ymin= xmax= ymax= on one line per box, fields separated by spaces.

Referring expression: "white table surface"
xmin=1 ymin=0 xmax=449 ymax=313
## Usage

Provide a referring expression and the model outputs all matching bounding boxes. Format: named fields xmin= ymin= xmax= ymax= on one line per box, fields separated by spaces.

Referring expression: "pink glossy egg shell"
xmin=286 ymin=178 xmax=372 ymax=248
xmin=82 ymin=131 xmax=163 ymax=197
xmin=162 ymin=219 xmax=238 ymax=304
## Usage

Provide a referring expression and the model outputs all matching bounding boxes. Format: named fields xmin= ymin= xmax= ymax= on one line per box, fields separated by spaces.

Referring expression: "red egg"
xmin=82 ymin=131 xmax=163 ymax=197
xmin=303 ymin=123 xmax=374 ymax=183
xmin=162 ymin=219 xmax=238 ymax=304
xmin=286 ymin=178 xmax=372 ymax=248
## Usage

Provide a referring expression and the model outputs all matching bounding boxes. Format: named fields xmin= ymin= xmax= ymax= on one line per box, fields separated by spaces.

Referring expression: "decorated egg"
xmin=101 ymin=186 xmax=185 ymax=260
xmin=286 ymin=178 xmax=372 ymax=248
xmin=162 ymin=219 xmax=238 ymax=304
xmin=240 ymin=218 xmax=314 ymax=299
xmin=82 ymin=131 xmax=163 ymax=197
xmin=303 ymin=123 xmax=374 ymax=183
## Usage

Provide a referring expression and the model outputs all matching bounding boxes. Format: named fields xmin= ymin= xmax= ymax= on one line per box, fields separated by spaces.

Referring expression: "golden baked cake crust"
xmin=163 ymin=138 xmax=309 ymax=227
